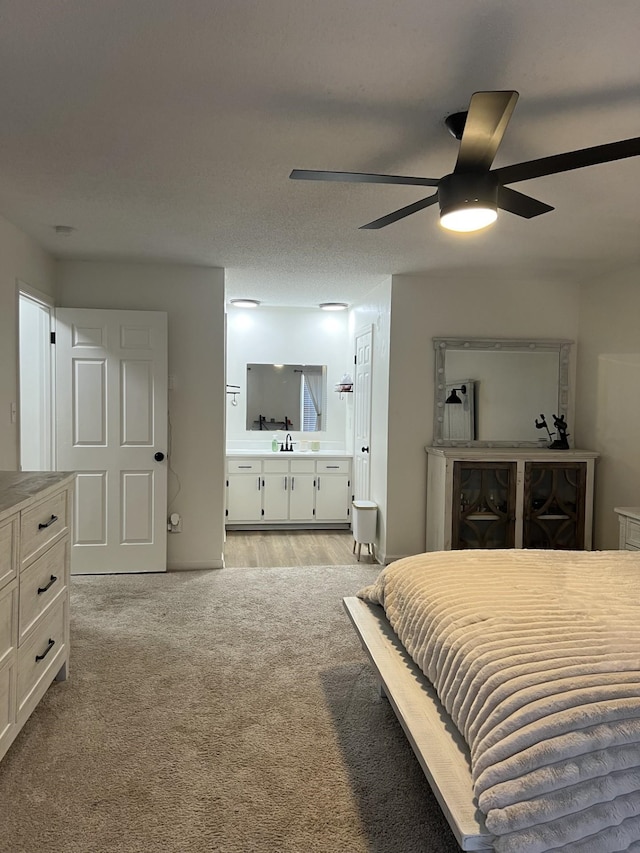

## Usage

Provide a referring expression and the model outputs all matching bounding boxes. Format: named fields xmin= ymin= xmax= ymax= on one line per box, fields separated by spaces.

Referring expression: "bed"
xmin=344 ymin=548 xmax=640 ymax=852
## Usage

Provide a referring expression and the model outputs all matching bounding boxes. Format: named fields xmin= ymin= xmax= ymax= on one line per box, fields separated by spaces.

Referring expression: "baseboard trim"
xmin=167 ymin=560 xmax=224 ymax=571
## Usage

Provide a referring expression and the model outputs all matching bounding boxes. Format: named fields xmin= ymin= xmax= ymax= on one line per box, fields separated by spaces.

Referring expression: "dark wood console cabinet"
xmin=426 ymin=448 xmax=598 ymax=551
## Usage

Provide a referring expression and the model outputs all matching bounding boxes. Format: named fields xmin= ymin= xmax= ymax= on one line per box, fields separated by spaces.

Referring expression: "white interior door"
xmin=353 ymin=326 xmax=373 ymax=500
xmin=55 ymin=308 xmax=168 ymax=574
xmin=19 ymin=290 xmax=54 ymax=471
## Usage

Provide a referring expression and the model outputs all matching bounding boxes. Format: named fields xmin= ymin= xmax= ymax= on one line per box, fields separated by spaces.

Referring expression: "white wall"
xmin=0 ymin=215 xmax=55 ymax=470
xmin=56 ymin=260 xmax=226 ymax=569
xmin=349 ymin=278 xmax=392 ymax=559
xmin=385 ymin=273 xmax=581 ymax=560
xmin=575 ymin=264 xmax=640 ymax=549
xmin=226 ymin=306 xmax=351 ymax=452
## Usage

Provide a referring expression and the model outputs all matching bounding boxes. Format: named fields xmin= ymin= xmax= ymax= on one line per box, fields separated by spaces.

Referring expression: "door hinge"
xmin=226 ymin=479 xmax=229 ymax=487
xmin=50 ymin=331 xmax=56 ymax=344
xmin=225 ymin=509 xmax=228 ymax=517
xmin=354 ymin=353 xmax=357 ymax=364
xmin=312 ymin=508 xmax=315 ymax=516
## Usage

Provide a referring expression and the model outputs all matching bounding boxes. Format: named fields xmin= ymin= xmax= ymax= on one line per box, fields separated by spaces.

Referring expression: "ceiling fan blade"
xmin=289 ymin=169 xmax=440 ymax=187
xmin=359 ymin=193 xmax=439 ymax=230
xmin=498 ymin=186 xmax=554 ymax=218
xmin=493 ymin=136 xmax=640 ymax=185
xmin=454 ymin=90 xmax=519 ymax=173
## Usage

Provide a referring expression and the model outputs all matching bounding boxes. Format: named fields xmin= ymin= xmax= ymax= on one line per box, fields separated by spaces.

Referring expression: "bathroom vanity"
xmin=225 ymin=453 xmax=352 ymax=528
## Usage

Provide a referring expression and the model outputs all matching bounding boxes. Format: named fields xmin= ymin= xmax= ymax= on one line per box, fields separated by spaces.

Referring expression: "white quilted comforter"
xmin=358 ymin=549 xmax=640 ymax=853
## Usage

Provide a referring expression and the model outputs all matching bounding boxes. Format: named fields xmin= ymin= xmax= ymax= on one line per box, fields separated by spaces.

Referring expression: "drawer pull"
xmin=37 ymin=574 xmax=58 ymax=595
xmin=38 ymin=514 xmax=59 ymax=530
xmin=325 ymin=465 xmax=339 ymax=469
xmin=35 ymin=638 xmax=56 ymax=663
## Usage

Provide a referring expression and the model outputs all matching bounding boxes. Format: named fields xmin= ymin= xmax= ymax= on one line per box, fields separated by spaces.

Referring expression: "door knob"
xmin=154 ymin=452 xmax=165 ymax=462
xmin=361 ymin=446 xmax=369 ymax=453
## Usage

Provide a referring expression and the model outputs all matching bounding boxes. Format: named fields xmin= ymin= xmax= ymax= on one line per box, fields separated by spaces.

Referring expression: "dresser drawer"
xmin=17 ymin=600 xmax=66 ymax=720
xmin=0 ymin=515 xmax=18 ymax=591
xmin=20 ymin=489 xmax=68 ymax=568
xmin=0 ymin=580 xmax=18 ymax=668
xmin=625 ymin=518 xmax=640 ymax=549
xmin=19 ymin=537 xmax=68 ymax=644
xmin=0 ymin=656 xmax=16 ymax=753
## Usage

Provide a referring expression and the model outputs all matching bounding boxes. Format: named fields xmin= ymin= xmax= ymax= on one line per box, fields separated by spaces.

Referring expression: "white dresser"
xmin=226 ymin=453 xmax=352 ymax=528
xmin=614 ymin=507 xmax=640 ymax=551
xmin=0 ymin=471 xmax=74 ymax=763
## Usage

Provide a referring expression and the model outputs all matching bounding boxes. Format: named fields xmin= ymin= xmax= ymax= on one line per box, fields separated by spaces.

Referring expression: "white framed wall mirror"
xmin=433 ymin=338 xmax=572 ymax=447
xmin=246 ymin=363 xmax=327 ymax=432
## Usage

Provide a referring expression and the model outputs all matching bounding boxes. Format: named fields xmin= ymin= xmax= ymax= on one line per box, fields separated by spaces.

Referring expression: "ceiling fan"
xmin=289 ymin=90 xmax=640 ymax=232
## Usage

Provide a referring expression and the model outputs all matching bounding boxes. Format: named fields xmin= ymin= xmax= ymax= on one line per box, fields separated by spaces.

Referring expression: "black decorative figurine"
xmin=535 ymin=413 xmax=570 ymax=449
xmin=549 ymin=414 xmax=570 ymax=449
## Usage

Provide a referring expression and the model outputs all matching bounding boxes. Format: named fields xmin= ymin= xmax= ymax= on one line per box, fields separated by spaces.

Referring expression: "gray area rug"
xmin=0 ymin=565 xmax=461 ymax=853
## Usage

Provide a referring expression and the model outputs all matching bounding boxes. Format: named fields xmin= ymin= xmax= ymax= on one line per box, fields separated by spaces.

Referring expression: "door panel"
xmin=354 ymin=327 xmax=373 ymax=501
xmin=56 ymin=308 xmax=168 ymax=574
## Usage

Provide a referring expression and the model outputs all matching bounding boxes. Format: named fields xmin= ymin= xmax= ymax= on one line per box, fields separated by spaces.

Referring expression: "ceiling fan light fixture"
xmin=439 ymin=204 xmax=498 ymax=233
xmin=438 ymin=172 xmax=498 ymax=233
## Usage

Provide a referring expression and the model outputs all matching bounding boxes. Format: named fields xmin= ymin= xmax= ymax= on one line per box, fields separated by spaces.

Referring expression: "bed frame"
xmin=343 ymin=596 xmax=494 ymax=852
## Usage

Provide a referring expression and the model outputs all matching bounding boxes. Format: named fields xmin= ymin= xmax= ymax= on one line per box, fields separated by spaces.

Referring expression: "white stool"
xmin=352 ymin=500 xmax=377 ymax=561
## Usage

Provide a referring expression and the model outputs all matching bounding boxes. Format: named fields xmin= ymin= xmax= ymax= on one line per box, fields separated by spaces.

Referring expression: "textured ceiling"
xmin=0 ymin=1 xmax=639 ymax=306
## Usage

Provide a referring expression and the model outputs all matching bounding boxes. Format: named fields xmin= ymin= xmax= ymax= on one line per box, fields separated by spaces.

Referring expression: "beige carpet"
xmin=0 ymin=565 xmax=461 ymax=853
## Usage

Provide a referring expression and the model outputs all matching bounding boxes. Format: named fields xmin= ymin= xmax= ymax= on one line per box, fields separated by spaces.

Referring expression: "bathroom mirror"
xmin=246 ymin=364 xmax=327 ymax=432
xmin=433 ymin=338 xmax=572 ymax=446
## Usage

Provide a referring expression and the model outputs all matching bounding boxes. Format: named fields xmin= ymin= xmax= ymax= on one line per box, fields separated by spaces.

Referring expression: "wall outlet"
xmin=168 ymin=512 xmax=182 ymax=533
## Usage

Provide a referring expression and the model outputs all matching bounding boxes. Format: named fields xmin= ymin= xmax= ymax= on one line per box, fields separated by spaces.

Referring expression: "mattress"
xmin=357 ymin=549 xmax=640 ymax=853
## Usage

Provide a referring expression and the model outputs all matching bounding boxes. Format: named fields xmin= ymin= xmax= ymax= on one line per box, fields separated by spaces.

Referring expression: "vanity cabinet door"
xmin=315 ymin=473 xmax=351 ymax=522
xmin=523 ymin=461 xmax=586 ymax=549
xmin=262 ymin=474 xmax=289 ymax=521
xmin=288 ymin=474 xmax=316 ymax=521
xmin=452 ymin=462 xmax=516 ymax=549
xmin=226 ymin=474 xmax=263 ymax=522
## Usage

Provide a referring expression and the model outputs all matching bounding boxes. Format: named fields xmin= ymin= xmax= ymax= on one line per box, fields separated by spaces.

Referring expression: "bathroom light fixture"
xmin=445 ymin=385 xmax=467 ymax=404
xmin=438 ymin=174 xmax=498 ymax=233
xmin=319 ymin=302 xmax=348 ymax=311
xmin=229 ymin=299 xmax=260 ymax=308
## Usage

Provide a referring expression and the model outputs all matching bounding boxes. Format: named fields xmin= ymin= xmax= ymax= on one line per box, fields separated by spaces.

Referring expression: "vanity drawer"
xmin=17 ymin=599 xmax=66 ymax=721
xmin=263 ymin=459 xmax=289 ymax=474
xmin=316 ymin=460 xmax=350 ymax=474
xmin=228 ymin=459 xmax=262 ymax=474
xmin=290 ymin=459 xmax=315 ymax=474
xmin=0 ymin=515 xmax=18 ymax=591
xmin=0 ymin=579 xmax=17 ymax=668
xmin=20 ymin=489 xmax=69 ymax=568
xmin=19 ymin=537 xmax=68 ymax=644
